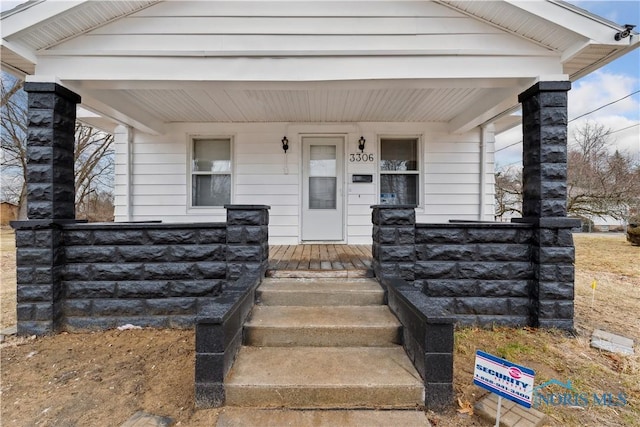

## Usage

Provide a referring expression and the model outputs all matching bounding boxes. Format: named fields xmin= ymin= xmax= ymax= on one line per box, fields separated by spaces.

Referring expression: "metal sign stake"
xmin=495 ymin=395 xmax=502 ymax=427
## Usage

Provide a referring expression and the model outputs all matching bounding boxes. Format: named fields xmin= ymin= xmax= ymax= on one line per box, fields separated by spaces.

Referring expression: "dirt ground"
xmin=1 ymin=228 xmax=638 ymax=426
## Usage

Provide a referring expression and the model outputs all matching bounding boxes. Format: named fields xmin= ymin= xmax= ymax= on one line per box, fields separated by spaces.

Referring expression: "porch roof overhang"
xmin=2 ymin=0 xmax=638 ymax=135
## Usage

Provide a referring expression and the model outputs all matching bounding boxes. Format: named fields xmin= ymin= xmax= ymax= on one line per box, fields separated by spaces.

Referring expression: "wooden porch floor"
xmin=268 ymin=245 xmax=372 ymax=273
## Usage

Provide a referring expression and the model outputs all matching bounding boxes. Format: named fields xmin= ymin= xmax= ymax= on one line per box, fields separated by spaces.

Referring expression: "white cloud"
xmin=569 ymin=71 xmax=640 ymax=157
xmin=495 ymin=70 xmax=640 ymax=167
xmin=569 ymin=71 xmax=639 ymax=120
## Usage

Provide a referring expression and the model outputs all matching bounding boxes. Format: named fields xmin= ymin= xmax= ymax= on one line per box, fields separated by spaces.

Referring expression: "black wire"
xmin=495 ymin=90 xmax=640 ymax=152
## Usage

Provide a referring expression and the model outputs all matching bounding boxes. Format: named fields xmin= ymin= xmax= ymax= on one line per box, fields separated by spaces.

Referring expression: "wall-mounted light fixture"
xmin=358 ymin=136 xmax=366 ymax=153
xmin=615 ymin=24 xmax=635 ymax=41
xmin=281 ymin=136 xmax=289 ymax=153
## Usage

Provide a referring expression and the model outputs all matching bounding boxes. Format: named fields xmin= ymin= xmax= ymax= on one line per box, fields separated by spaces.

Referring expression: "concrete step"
xmin=257 ymin=278 xmax=384 ymax=306
xmin=225 ymin=346 xmax=424 ymax=409
xmin=216 ymin=408 xmax=432 ymax=427
xmin=245 ymin=306 xmax=401 ymax=347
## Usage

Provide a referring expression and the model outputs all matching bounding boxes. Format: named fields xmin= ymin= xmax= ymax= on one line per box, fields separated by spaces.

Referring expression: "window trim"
xmin=187 ymin=134 xmax=234 ymax=210
xmin=378 ymin=135 xmax=422 ymax=207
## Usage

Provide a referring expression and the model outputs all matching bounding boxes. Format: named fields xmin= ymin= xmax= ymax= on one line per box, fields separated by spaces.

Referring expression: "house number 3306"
xmin=349 ymin=153 xmax=374 ymax=162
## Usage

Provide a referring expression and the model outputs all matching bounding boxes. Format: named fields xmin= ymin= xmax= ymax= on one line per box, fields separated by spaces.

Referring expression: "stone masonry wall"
xmin=416 ymin=223 xmax=534 ymax=326
xmin=371 ymin=210 xmax=576 ymax=329
xmin=59 ymin=223 xmax=227 ymax=330
xmin=13 ymin=205 xmax=270 ymax=336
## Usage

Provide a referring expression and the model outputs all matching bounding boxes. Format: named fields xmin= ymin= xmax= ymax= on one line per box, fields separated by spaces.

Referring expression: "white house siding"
xmin=114 ymin=122 xmax=494 ymax=245
xmin=49 ymin=1 xmax=545 ymax=58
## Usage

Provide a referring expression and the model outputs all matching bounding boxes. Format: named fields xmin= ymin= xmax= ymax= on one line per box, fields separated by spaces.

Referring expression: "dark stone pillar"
xmin=23 ymin=82 xmax=80 ymax=220
xmin=517 ymin=81 xmax=580 ymax=330
xmin=225 ymin=205 xmax=270 ymax=280
xmin=11 ymin=83 xmax=80 ymax=335
xmin=12 ymin=222 xmax=65 ymax=335
xmin=371 ymin=205 xmax=416 ymax=281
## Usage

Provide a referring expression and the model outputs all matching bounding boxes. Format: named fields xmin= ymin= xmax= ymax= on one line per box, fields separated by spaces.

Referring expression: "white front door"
xmin=302 ymin=136 xmax=344 ymax=241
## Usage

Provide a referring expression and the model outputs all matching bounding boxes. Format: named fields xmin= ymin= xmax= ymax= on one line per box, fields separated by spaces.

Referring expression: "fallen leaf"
xmin=457 ymin=397 xmax=474 ymax=415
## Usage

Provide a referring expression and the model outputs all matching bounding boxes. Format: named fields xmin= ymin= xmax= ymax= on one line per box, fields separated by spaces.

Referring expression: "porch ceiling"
xmin=89 ymin=86 xmax=488 ymax=124
xmin=65 ymin=78 xmax=530 ymax=134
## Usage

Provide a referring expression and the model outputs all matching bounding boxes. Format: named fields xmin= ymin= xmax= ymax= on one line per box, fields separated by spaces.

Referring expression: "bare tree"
xmin=74 ymin=123 xmax=115 ymax=221
xmin=1 ymin=74 xmax=28 ymax=218
xmin=1 ymin=72 xmax=115 ymax=221
xmin=567 ymin=121 xmax=640 ymax=221
xmin=495 ymin=122 xmax=639 ymax=223
xmin=494 ymin=166 xmax=522 ymax=221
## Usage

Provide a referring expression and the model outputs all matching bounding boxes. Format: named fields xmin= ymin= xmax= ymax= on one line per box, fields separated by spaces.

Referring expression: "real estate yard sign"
xmin=474 ymin=350 xmax=535 ymax=408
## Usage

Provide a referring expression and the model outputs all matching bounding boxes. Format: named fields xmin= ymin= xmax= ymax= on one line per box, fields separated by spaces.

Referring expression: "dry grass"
xmin=574 ymin=233 xmax=639 ymax=278
xmin=0 ymin=227 xmax=17 ymax=329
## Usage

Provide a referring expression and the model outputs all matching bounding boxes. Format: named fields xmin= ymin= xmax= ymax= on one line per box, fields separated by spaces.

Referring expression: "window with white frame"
xmin=191 ymin=137 xmax=231 ymax=207
xmin=379 ymin=138 xmax=419 ymax=206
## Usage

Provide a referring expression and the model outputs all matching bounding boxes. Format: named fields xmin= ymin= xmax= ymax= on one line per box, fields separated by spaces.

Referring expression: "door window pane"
xmin=309 ymin=145 xmax=336 ymax=176
xmin=309 ymin=177 xmax=336 ymax=209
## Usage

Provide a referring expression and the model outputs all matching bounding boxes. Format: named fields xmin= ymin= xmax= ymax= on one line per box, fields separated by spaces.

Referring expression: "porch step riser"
xmin=244 ymin=305 xmax=402 ymax=347
xmin=225 ymin=386 xmax=424 ymax=409
xmin=245 ymin=327 xmax=401 ymax=347
xmin=257 ymin=291 xmax=384 ymax=306
xmin=257 ymin=278 xmax=385 ymax=307
xmin=267 ymin=269 xmax=373 ymax=279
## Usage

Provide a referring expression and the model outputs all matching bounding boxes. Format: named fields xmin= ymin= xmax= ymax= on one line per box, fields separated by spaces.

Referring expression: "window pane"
xmin=380 ymin=138 xmax=418 ymax=171
xmin=380 ymin=174 xmax=418 ymax=205
xmin=309 ymin=177 xmax=336 ymax=209
xmin=193 ymin=175 xmax=231 ymax=206
xmin=309 ymin=145 xmax=336 ymax=177
xmin=193 ymin=139 xmax=231 ymax=172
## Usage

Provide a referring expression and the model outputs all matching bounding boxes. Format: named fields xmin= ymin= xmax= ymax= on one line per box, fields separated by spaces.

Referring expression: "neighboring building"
xmin=585 ymin=215 xmax=626 ymax=232
xmin=3 ymin=1 xmax=638 ymax=244
xmin=0 ymin=202 xmax=18 ymax=226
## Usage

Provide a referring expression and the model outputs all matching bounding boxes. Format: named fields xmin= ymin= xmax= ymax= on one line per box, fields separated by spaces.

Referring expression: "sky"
xmin=495 ymin=0 xmax=640 ymax=169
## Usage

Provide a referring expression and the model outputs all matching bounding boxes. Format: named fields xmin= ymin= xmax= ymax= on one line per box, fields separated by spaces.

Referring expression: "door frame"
xmin=299 ymin=134 xmax=347 ymax=243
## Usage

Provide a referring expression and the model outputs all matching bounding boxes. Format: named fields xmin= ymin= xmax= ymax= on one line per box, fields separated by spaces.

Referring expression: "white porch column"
xmin=479 ymin=124 xmax=495 ymax=221
xmin=113 ymin=124 xmax=133 ymax=221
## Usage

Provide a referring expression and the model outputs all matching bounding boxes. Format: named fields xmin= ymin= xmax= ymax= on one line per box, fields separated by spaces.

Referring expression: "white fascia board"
xmin=1 ymin=1 xmax=87 ymax=38
xmin=63 ymin=83 xmax=165 ymax=135
xmin=34 ymin=55 xmax=563 ymax=82
xmin=493 ymin=114 xmax=522 ymax=135
xmin=62 ymin=77 xmax=530 ymax=92
xmin=450 ymin=74 xmax=570 ymax=134
xmin=561 ymin=39 xmax=593 ymax=64
xmin=76 ymin=106 xmax=119 ymax=133
xmin=0 ymin=38 xmax=37 ymax=64
xmin=448 ymin=88 xmax=518 ymax=134
xmin=505 ymin=0 xmax=630 ymax=45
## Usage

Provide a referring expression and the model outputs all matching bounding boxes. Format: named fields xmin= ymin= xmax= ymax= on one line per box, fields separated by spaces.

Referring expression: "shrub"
xmin=627 ymin=215 xmax=640 ymax=246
